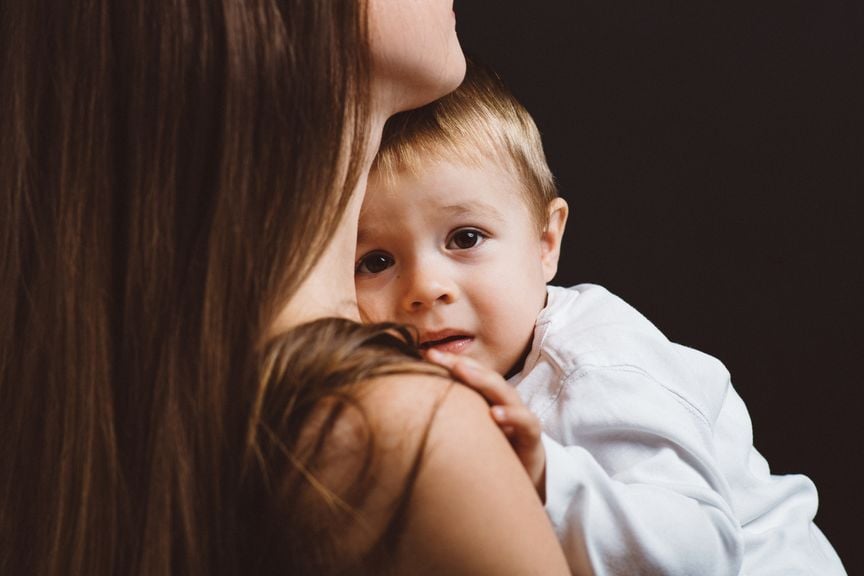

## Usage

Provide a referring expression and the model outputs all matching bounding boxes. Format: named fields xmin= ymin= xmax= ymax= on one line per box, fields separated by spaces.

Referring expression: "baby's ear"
xmin=540 ymin=198 xmax=568 ymax=283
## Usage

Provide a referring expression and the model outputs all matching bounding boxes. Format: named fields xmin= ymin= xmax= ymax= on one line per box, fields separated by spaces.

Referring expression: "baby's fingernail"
xmin=459 ymin=360 xmax=477 ymax=374
xmin=426 ymin=348 xmax=444 ymax=362
xmin=426 ymin=348 xmax=457 ymax=368
xmin=426 ymin=349 xmax=453 ymax=366
xmin=492 ymin=407 xmax=507 ymax=421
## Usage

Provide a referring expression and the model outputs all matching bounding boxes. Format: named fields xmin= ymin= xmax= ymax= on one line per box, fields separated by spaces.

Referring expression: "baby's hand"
xmin=426 ymin=349 xmax=546 ymax=500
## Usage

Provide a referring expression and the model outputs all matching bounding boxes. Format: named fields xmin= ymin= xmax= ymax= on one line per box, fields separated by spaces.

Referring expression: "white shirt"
xmin=510 ymin=284 xmax=846 ymax=575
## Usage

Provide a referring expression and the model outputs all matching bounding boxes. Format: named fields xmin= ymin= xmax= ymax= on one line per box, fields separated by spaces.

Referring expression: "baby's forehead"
xmin=373 ymin=149 xmax=524 ymax=193
xmin=363 ymin=155 xmax=542 ymax=232
xmin=380 ymin=156 xmax=526 ymax=201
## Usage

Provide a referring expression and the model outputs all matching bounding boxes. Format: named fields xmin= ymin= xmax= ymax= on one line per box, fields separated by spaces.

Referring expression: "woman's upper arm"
xmin=376 ymin=379 xmax=581 ymax=576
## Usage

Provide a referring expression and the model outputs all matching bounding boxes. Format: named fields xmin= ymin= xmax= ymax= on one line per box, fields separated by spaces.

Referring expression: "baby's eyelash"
xmin=446 ymin=228 xmax=487 ymax=250
xmin=355 ymin=251 xmax=395 ymax=275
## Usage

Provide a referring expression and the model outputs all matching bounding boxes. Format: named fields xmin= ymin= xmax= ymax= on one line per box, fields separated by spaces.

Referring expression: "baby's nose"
xmin=401 ymin=264 xmax=457 ymax=312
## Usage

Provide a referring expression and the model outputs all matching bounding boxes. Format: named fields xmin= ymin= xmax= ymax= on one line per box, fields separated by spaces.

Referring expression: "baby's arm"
xmin=540 ymin=366 xmax=743 ymax=575
xmin=431 ymin=351 xmax=744 ymax=575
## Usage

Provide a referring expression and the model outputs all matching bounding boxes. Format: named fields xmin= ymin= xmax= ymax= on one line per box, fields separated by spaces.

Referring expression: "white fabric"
xmin=510 ymin=284 xmax=846 ymax=576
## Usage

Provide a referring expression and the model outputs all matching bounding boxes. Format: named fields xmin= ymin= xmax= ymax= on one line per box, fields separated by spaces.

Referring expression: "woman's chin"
xmin=389 ymin=54 xmax=467 ymax=114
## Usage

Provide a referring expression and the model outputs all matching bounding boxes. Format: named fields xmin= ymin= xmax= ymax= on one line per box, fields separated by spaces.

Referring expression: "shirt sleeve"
xmin=540 ymin=365 xmax=743 ymax=576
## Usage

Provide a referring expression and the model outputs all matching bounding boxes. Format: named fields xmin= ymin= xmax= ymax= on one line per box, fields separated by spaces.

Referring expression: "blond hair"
xmin=373 ymin=60 xmax=557 ymax=231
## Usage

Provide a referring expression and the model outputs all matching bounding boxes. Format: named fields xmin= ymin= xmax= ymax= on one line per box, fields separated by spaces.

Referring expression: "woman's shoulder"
xmin=279 ymin=372 xmax=490 ymax=572
xmin=357 ymin=371 xmax=485 ymax=441
xmin=354 ymin=374 xmax=574 ymax=575
xmin=256 ymin=319 xmax=573 ymax=574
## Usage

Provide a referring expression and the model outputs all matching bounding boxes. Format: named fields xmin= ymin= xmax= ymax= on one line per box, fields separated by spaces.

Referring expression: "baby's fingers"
xmin=426 ymin=349 xmax=520 ymax=407
xmin=492 ymin=405 xmax=541 ymax=445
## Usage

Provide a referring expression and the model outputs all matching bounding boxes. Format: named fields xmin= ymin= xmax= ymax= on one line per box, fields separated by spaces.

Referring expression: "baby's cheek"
xmin=356 ymin=292 xmax=391 ymax=324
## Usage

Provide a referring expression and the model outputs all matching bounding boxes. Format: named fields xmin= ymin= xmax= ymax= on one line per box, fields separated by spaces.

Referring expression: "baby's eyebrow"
xmin=356 ymin=227 xmax=376 ymax=245
xmin=356 ymin=221 xmax=391 ymax=245
xmin=440 ymin=201 xmax=506 ymax=222
xmin=357 ymin=201 xmax=505 ymax=245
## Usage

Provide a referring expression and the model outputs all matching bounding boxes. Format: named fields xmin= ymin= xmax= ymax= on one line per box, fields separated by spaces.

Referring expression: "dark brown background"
xmin=456 ymin=1 xmax=861 ymax=572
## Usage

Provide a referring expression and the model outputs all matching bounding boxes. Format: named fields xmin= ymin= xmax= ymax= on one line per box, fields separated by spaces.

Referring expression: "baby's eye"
xmin=355 ymin=251 xmax=395 ymax=275
xmin=446 ymin=228 xmax=486 ymax=250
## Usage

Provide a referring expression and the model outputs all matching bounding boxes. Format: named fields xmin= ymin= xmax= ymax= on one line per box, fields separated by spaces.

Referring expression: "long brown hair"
xmin=0 ymin=1 xmax=387 ymax=574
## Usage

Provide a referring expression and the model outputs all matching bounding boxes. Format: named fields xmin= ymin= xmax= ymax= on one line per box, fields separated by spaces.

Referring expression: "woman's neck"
xmin=270 ymin=114 xmax=388 ymax=333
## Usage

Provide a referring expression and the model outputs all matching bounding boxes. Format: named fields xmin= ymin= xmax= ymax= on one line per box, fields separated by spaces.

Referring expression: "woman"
xmin=0 ymin=1 xmax=577 ymax=574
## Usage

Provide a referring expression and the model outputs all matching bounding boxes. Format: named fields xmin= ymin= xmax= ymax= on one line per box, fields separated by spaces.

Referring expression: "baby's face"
xmin=355 ymin=159 xmax=551 ymax=376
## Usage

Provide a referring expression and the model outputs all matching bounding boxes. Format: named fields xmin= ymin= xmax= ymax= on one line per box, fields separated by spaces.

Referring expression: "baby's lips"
xmin=420 ymin=334 xmax=474 ymax=355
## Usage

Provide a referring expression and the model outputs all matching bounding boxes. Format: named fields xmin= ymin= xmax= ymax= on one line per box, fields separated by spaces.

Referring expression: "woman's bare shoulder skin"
xmin=357 ymin=374 xmax=576 ymax=576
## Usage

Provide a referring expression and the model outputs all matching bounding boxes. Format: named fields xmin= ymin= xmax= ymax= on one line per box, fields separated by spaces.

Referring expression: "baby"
xmin=355 ymin=61 xmax=846 ymax=575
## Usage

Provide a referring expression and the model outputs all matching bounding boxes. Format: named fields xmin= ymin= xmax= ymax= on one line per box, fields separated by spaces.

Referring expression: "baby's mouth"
xmin=419 ymin=334 xmax=474 ymax=354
